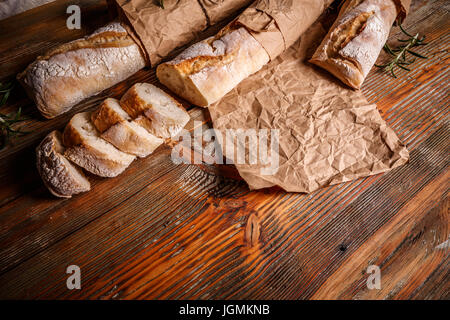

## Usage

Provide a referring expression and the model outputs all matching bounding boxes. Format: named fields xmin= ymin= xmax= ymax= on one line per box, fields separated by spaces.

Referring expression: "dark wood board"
xmin=0 ymin=0 xmax=448 ymax=299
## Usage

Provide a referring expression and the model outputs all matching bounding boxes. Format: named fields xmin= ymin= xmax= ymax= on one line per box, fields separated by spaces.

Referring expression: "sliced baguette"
xmin=63 ymin=112 xmax=135 ymax=177
xmin=36 ymin=130 xmax=91 ymax=198
xmin=156 ymin=25 xmax=270 ymax=106
xmin=91 ymin=97 xmax=164 ymax=157
xmin=120 ymin=83 xmax=190 ymax=139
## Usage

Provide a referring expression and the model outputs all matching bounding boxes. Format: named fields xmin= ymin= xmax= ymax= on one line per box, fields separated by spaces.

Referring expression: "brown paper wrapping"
xmin=208 ymin=23 xmax=409 ymax=193
xmin=110 ymin=0 xmax=253 ymax=66
xmin=236 ymin=0 xmax=334 ymax=60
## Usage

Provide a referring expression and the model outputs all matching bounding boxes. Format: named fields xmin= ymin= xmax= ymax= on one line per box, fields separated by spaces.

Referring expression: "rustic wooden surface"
xmin=0 ymin=0 xmax=448 ymax=300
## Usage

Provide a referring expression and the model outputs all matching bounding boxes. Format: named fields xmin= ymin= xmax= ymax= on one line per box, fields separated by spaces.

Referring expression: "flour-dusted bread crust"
xmin=17 ymin=22 xmax=146 ymax=119
xmin=36 ymin=130 xmax=90 ymax=198
xmin=120 ymin=83 xmax=190 ymax=139
xmin=63 ymin=112 xmax=135 ymax=177
xmin=156 ymin=25 xmax=270 ymax=107
xmin=310 ymin=0 xmax=397 ymax=89
xmin=91 ymin=97 xmax=163 ymax=157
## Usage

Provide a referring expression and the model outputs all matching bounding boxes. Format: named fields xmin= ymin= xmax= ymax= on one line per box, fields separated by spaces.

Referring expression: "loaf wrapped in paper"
xmin=157 ymin=0 xmax=334 ymax=106
xmin=208 ymin=23 xmax=409 ymax=193
xmin=110 ymin=0 xmax=254 ymax=66
xmin=310 ymin=0 xmax=412 ymax=89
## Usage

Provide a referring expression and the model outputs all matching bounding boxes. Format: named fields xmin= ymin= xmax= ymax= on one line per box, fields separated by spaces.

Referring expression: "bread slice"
xmin=63 ymin=112 xmax=136 ymax=177
xmin=91 ymin=97 xmax=164 ymax=157
xmin=102 ymin=121 xmax=164 ymax=158
xmin=17 ymin=22 xmax=146 ymax=119
xmin=120 ymin=83 xmax=190 ymax=139
xmin=91 ymin=98 xmax=131 ymax=133
xmin=36 ymin=130 xmax=91 ymax=198
xmin=156 ymin=25 xmax=270 ymax=106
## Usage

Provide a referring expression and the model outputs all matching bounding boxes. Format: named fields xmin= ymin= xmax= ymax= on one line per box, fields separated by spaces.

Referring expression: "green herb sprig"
xmin=0 ymin=82 xmax=30 ymax=149
xmin=158 ymin=0 xmax=164 ymax=9
xmin=375 ymin=25 xmax=428 ymax=78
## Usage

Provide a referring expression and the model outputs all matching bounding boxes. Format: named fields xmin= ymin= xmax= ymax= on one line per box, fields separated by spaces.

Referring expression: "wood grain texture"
xmin=0 ymin=0 xmax=448 ymax=300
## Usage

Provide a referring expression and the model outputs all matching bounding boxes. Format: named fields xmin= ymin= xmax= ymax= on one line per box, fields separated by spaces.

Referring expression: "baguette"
xmin=63 ymin=112 xmax=136 ymax=177
xmin=120 ymin=83 xmax=190 ymax=139
xmin=92 ymin=98 xmax=163 ymax=158
xmin=18 ymin=22 xmax=146 ymax=119
xmin=36 ymin=130 xmax=91 ymax=198
xmin=309 ymin=0 xmax=398 ymax=89
xmin=156 ymin=25 xmax=270 ymax=107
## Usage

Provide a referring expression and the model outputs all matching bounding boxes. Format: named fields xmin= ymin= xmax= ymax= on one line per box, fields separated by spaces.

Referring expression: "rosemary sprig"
xmin=0 ymin=82 xmax=30 ymax=149
xmin=375 ymin=24 xmax=428 ymax=78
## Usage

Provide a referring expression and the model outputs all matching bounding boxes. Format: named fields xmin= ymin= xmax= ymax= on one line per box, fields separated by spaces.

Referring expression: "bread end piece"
xmin=36 ymin=130 xmax=91 ymax=198
xmin=156 ymin=63 xmax=210 ymax=107
xmin=309 ymin=56 xmax=364 ymax=89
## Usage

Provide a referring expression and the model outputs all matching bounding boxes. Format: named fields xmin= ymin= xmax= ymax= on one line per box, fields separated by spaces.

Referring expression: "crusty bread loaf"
xmin=17 ymin=22 xmax=146 ymax=119
xmin=120 ymin=83 xmax=190 ymax=138
xmin=0 ymin=0 xmax=55 ymax=20
xmin=309 ymin=0 xmax=398 ymax=89
xmin=91 ymin=97 xmax=163 ymax=157
xmin=156 ymin=25 xmax=270 ymax=107
xmin=63 ymin=112 xmax=135 ymax=177
xmin=36 ymin=130 xmax=90 ymax=198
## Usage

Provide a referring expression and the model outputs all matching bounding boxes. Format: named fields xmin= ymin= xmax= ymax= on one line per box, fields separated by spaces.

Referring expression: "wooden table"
xmin=0 ymin=0 xmax=448 ymax=300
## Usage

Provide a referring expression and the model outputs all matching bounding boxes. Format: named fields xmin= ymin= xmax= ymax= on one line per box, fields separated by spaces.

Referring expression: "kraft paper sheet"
xmin=208 ymin=23 xmax=409 ymax=193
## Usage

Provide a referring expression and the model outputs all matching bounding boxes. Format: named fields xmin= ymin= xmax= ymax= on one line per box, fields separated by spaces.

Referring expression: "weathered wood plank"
xmin=311 ymin=169 xmax=449 ymax=299
xmin=0 ymin=0 xmax=448 ymax=300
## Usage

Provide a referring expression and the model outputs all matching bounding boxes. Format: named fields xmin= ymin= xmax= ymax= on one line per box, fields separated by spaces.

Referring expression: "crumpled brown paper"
xmin=110 ymin=0 xmax=253 ymax=66
xmin=208 ymin=23 xmax=409 ymax=193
